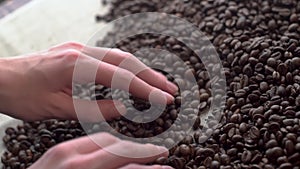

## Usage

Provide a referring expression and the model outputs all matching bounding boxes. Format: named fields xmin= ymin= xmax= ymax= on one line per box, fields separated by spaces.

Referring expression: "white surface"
xmin=0 ymin=115 xmax=22 ymax=168
xmin=0 ymin=0 xmax=109 ymax=57
xmin=0 ymin=115 xmax=22 ymax=154
xmin=0 ymin=0 xmax=109 ymax=167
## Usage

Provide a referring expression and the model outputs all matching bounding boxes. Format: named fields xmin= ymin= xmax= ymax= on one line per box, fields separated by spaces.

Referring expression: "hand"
xmin=0 ymin=42 xmax=178 ymax=121
xmin=28 ymin=132 xmax=173 ymax=169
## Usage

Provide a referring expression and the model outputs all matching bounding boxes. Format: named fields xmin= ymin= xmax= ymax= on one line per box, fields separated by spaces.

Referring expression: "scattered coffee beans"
xmin=2 ymin=0 xmax=300 ymax=169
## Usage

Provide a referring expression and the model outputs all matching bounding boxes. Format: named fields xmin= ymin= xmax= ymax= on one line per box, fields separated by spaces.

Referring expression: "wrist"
xmin=0 ymin=58 xmax=19 ymax=114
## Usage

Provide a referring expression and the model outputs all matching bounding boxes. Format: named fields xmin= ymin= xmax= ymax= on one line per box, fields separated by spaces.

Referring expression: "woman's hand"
xmin=29 ymin=132 xmax=173 ymax=169
xmin=0 ymin=42 xmax=178 ymax=121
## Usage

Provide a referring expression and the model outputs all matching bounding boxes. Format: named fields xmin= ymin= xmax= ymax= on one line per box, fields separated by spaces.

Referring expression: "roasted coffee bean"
xmin=210 ymin=160 xmax=220 ymax=169
xmin=266 ymin=139 xmax=278 ymax=149
xmin=266 ymin=147 xmax=283 ymax=159
xmin=241 ymin=150 xmax=252 ymax=163
xmin=279 ymin=163 xmax=293 ymax=169
xmin=179 ymin=144 xmax=191 ymax=156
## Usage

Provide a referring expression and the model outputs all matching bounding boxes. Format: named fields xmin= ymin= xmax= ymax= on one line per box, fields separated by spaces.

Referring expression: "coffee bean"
xmin=239 ymin=122 xmax=248 ymax=133
xmin=227 ymin=148 xmax=237 ymax=156
xmin=155 ymin=157 xmax=168 ymax=165
xmin=251 ymin=153 xmax=262 ymax=163
xmin=279 ymin=163 xmax=293 ymax=169
xmin=260 ymin=82 xmax=269 ymax=92
xmin=288 ymin=23 xmax=298 ymax=32
xmin=266 ymin=139 xmax=278 ymax=149
xmin=235 ymin=89 xmax=247 ymax=97
xmin=285 ymin=140 xmax=295 ymax=155
xmin=241 ymin=150 xmax=252 ymax=163
xmin=210 ymin=160 xmax=220 ymax=169
xmin=249 ymin=126 xmax=260 ymax=140
xmin=179 ymin=144 xmax=191 ymax=156
xmin=266 ymin=147 xmax=283 ymax=159
xmin=288 ymin=152 xmax=300 ymax=164
xmin=277 ymin=63 xmax=288 ymax=75
xmin=292 ymin=57 xmax=300 ymax=67
xmin=230 ymin=113 xmax=242 ymax=123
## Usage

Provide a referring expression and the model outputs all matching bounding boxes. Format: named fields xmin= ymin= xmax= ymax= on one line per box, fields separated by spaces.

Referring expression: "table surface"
xmin=0 ymin=0 xmax=109 ymax=167
xmin=0 ymin=0 xmax=109 ymax=57
xmin=0 ymin=0 xmax=32 ymax=19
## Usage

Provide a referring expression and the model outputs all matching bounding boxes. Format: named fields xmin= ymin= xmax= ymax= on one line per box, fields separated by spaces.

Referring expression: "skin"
xmin=0 ymin=42 xmax=177 ymax=169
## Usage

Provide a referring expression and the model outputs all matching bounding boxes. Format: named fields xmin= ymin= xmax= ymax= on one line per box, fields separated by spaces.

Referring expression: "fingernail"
xmin=167 ymin=81 xmax=178 ymax=94
xmin=162 ymin=166 xmax=174 ymax=169
xmin=150 ymin=89 xmax=174 ymax=104
xmin=163 ymin=91 xmax=175 ymax=104
xmin=156 ymin=146 xmax=169 ymax=156
xmin=115 ymin=101 xmax=127 ymax=115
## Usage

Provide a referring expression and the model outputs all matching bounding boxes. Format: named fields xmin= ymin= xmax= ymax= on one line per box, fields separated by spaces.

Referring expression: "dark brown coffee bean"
xmin=278 ymin=163 xmax=293 ymax=169
xmin=241 ymin=150 xmax=252 ymax=163
xmin=155 ymin=157 xmax=168 ymax=165
xmin=277 ymin=156 xmax=288 ymax=164
xmin=266 ymin=140 xmax=278 ymax=148
xmin=249 ymin=126 xmax=260 ymax=140
xmin=251 ymin=153 xmax=262 ymax=163
xmin=235 ymin=89 xmax=247 ymax=97
xmin=285 ymin=139 xmax=295 ymax=155
xmin=239 ymin=122 xmax=248 ymax=133
xmin=179 ymin=144 xmax=190 ymax=156
xmin=266 ymin=139 xmax=278 ymax=149
xmin=288 ymin=152 xmax=300 ymax=164
xmin=277 ymin=63 xmax=288 ymax=75
xmin=5 ymin=128 xmax=16 ymax=135
xmin=259 ymin=82 xmax=269 ymax=92
xmin=227 ymin=148 xmax=237 ymax=156
xmin=292 ymin=57 xmax=300 ymax=67
xmin=210 ymin=160 xmax=220 ymax=169
xmin=288 ymin=23 xmax=298 ymax=32
xmin=266 ymin=147 xmax=283 ymax=159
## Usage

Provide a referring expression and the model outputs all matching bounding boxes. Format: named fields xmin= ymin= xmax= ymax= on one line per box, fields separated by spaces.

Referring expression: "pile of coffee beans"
xmin=1 ymin=120 xmax=85 ymax=169
xmin=2 ymin=0 xmax=300 ymax=169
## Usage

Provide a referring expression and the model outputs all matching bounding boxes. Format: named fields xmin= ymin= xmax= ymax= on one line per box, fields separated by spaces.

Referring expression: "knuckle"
xmin=61 ymin=158 xmax=86 ymax=169
xmin=59 ymin=49 xmax=81 ymax=61
xmin=113 ymin=49 xmax=133 ymax=59
xmin=64 ymin=41 xmax=84 ymax=49
xmin=46 ymin=144 xmax=71 ymax=159
xmin=63 ymin=49 xmax=81 ymax=57
xmin=115 ymin=69 xmax=135 ymax=85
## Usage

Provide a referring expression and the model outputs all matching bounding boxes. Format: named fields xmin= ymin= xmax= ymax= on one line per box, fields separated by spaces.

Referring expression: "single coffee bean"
xmin=266 ymin=147 xmax=283 ymax=159
xmin=241 ymin=150 xmax=252 ymax=163
xmin=179 ymin=144 xmax=191 ymax=156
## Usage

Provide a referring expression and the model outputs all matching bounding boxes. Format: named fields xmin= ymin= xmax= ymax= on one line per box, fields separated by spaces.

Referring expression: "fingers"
xmin=67 ymin=133 xmax=120 ymax=154
xmin=81 ymin=47 xmax=178 ymax=95
xmin=52 ymin=93 xmax=126 ymax=122
xmin=74 ymin=52 xmax=174 ymax=104
xmin=85 ymin=141 xmax=169 ymax=169
xmin=95 ymin=61 xmax=174 ymax=104
xmin=49 ymin=42 xmax=178 ymax=95
xmin=119 ymin=164 xmax=174 ymax=169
